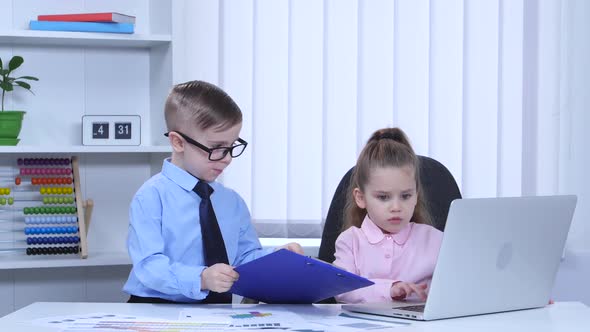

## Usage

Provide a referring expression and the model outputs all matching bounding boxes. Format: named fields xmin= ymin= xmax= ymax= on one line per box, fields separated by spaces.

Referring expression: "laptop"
xmin=342 ymin=195 xmax=577 ymax=321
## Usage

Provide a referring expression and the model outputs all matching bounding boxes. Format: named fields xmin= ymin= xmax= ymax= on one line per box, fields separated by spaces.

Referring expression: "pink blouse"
xmin=334 ymin=216 xmax=443 ymax=303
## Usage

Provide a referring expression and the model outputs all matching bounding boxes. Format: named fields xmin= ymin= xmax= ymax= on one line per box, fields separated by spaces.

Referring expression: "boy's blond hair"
xmin=165 ymin=80 xmax=242 ymax=132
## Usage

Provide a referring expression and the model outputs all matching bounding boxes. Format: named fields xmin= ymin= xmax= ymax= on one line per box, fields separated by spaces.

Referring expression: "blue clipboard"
xmin=230 ymin=249 xmax=374 ymax=304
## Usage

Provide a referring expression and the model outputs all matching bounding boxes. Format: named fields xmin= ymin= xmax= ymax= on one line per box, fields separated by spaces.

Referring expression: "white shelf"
xmin=0 ymin=30 xmax=171 ymax=48
xmin=0 ymin=146 xmax=171 ymax=153
xmin=0 ymin=251 xmax=131 ymax=269
xmin=0 ymin=238 xmax=322 ymax=269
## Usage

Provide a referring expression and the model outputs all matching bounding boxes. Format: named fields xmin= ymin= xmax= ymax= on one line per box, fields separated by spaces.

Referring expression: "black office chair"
xmin=318 ymin=155 xmax=462 ymax=265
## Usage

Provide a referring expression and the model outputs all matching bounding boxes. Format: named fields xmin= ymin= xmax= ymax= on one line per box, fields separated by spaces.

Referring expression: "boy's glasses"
xmin=164 ymin=131 xmax=248 ymax=161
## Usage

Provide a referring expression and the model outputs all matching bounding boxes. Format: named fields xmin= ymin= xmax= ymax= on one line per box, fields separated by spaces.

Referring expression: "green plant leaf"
xmin=0 ymin=81 xmax=13 ymax=91
xmin=8 ymin=56 xmax=24 ymax=71
xmin=15 ymin=81 xmax=31 ymax=90
xmin=1 ymin=56 xmax=37 ymax=108
xmin=16 ymin=76 xmax=39 ymax=81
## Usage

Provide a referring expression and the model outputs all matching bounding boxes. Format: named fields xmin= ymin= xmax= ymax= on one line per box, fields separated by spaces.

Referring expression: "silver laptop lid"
xmin=423 ymin=195 xmax=576 ymax=320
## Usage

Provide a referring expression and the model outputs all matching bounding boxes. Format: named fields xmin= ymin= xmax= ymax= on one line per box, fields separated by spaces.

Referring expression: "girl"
xmin=334 ymin=127 xmax=442 ymax=304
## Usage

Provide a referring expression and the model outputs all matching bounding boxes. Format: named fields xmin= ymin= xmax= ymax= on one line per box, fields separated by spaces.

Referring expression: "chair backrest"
xmin=318 ymin=155 xmax=462 ymax=264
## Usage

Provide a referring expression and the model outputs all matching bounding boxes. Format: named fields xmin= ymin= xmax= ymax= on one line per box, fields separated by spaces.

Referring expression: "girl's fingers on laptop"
xmin=410 ymin=283 xmax=428 ymax=300
xmin=391 ymin=281 xmax=429 ymax=300
xmin=391 ymin=282 xmax=410 ymax=300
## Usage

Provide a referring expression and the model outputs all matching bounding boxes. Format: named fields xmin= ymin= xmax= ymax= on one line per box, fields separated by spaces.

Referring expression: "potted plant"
xmin=0 ymin=55 xmax=39 ymax=145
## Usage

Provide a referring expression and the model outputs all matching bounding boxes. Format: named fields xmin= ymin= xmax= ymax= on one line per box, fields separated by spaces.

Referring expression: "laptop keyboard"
xmin=398 ymin=305 xmax=425 ymax=312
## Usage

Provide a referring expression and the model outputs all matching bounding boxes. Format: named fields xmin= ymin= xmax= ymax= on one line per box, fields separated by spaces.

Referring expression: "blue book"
xmin=230 ymin=249 xmax=374 ymax=304
xmin=29 ymin=20 xmax=134 ymax=34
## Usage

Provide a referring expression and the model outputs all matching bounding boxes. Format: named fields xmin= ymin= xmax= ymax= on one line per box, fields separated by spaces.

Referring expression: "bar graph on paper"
xmin=64 ymin=320 xmax=228 ymax=331
xmin=31 ymin=312 xmax=230 ymax=331
xmin=180 ymin=308 xmax=304 ymax=329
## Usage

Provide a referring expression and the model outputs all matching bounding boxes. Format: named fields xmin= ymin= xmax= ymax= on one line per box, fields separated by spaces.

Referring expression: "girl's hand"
xmin=201 ymin=263 xmax=239 ymax=293
xmin=390 ymin=281 xmax=428 ymax=301
xmin=276 ymin=242 xmax=304 ymax=255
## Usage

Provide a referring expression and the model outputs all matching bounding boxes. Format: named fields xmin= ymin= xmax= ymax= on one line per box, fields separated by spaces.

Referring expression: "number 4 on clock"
xmin=92 ymin=122 xmax=109 ymax=139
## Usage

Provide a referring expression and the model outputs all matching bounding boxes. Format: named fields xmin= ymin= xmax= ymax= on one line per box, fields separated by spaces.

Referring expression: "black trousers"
xmin=127 ymin=294 xmax=231 ymax=304
xmin=127 ymin=295 xmax=182 ymax=304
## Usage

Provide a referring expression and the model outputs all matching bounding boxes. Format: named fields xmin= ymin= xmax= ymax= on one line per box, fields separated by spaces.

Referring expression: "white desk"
xmin=0 ymin=302 xmax=588 ymax=331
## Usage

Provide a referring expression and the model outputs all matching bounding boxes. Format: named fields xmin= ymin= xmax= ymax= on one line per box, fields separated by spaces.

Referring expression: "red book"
xmin=37 ymin=12 xmax=135 ymax=24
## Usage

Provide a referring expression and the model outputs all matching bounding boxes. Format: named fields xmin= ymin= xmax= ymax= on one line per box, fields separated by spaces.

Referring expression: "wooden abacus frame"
xmin=71 ymin=156 xmax=93 ymax=259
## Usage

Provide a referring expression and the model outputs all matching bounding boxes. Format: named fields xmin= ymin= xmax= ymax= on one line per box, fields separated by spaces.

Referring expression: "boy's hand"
xmin=276 ymin=242 xmax=304 ymax=255
xmin=201 ymin=263 xmax=239 ymax=293
xmin=390 ymin=281 xmax=428 ymax=301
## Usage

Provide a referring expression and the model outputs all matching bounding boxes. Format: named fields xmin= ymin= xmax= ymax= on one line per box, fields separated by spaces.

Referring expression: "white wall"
xmin=178 ymin=0 xmax=588 ymax=251
xmin=559 ymin=0 xmax=590 ymax=255
xmin=551 ymin=0 xmax=590 ymax=305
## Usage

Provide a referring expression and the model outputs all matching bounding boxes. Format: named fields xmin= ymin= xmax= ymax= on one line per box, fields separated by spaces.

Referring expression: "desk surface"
xmin=0 ymin=301 xmax=588 ymax=332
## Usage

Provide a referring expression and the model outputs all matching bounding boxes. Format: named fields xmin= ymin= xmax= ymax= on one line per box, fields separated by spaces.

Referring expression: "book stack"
xmin=30 ymin=12 xmax=135 ymax=34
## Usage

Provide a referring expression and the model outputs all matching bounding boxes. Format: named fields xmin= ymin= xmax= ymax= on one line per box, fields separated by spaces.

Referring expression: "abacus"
xmin=0 ymin=156 xmax=93 ymax=258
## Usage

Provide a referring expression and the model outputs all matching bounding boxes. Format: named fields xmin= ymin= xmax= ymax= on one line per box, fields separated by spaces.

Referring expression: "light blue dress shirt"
xmin=123 ymin=158 xmax=271 ymax=302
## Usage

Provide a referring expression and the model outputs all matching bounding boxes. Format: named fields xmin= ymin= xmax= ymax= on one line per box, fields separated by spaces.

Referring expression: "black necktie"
xmin=194 ymin=181 xmax=232 ymax=303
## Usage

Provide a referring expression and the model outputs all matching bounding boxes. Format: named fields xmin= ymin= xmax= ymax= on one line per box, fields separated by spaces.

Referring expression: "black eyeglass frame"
xmin=164 ymin=131 xmax=248 ymax=161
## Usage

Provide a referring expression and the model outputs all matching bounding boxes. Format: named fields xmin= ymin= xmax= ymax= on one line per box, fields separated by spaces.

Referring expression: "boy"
xmin=123 ymin=80 xmax=302 ymax=303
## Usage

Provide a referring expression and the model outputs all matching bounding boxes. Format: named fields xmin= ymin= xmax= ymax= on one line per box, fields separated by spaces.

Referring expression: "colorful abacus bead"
xmin=20 ymin=168 xmax=72 ymax=176
xmin=39 ymin=187 xmax=74 ymax=195
xmin=24 ymin=216 xmax=78 ymax=224
xmin=27 ymin=236 xmax=80 ymax=245
xmin=42 ymin=197 xmax=75 ymax=204
xmin=0 ymin=197 xmax=14 ymax=205
xmin=24 ymin=226 xmax=78 ymax=235
xmin=18 ymin=158 xmax=71 ymax=166
xmin=26 ymin=246 xmax=79 ymax=255
xmin=23 ymin=206 xmax=77 ymax=215
xmin=31 ymin=177 xmax=73 ymax=185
